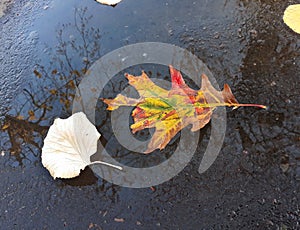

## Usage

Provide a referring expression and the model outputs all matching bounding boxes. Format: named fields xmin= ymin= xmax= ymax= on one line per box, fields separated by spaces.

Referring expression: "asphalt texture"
xmin=0 ymin=0 xmax=299 ymax=229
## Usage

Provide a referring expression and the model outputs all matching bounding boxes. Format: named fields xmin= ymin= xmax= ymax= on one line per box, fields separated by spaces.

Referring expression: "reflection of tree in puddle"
xmin=1 ymin=7 xmax=177 ymax=192
xmin=1 ymin=115 xmax=48 ymax=165
xmin=0 ymin=8 xmax=120 ymax=191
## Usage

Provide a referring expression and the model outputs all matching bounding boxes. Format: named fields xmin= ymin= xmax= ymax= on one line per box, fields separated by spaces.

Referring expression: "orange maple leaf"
xmin=103 ymin=65 xmax=266 ymax=153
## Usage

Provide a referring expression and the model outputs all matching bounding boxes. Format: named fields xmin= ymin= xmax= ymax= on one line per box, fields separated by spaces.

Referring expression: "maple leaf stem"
xmin=194 ymin=102 xmax=266 ymax=109
xmin=230 ymin=103 xmax=267 ymax=109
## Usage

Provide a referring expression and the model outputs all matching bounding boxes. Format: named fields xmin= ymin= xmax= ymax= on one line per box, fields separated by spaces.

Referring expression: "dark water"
xmin=0 ymin=0 xmax=299 ymax=229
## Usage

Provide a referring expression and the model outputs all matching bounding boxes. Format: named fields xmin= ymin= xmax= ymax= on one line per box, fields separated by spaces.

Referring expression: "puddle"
xmin=0 ymin=0 xmax=299 ymax=228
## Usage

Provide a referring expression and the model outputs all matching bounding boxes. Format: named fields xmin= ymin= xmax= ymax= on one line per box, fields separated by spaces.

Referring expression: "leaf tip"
xmin=124 ymin=73 xmax=132 ymax=81
xmin=260 ymin=105 xmax=268 ymax=110
xmin=201 ymin=73 xmax=209 ymax=79
xmin=168 ymin=64 xmax=175 ymax=72
xmin=249 ymin=104 xmax=267 ymax=109
xmin=102 ymin=98 xmax=115 ymax=110
xmin=143 ymin=151 xmax=152 ymax=155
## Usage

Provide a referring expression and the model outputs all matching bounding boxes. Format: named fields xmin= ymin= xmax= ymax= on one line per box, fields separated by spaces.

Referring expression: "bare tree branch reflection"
xmin=0 ymin=8 xmax=120 ymax=191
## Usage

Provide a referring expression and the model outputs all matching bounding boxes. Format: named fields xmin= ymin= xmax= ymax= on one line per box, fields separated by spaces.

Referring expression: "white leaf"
xmin=95 ymin=0 xmax=123 ymax=6
xmin=42 ymin=112 xmax=121 ymax=179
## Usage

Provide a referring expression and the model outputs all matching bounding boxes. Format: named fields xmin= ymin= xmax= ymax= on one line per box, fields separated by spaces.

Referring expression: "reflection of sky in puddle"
xmin=0 ymin=0 xmax=252 ymax=168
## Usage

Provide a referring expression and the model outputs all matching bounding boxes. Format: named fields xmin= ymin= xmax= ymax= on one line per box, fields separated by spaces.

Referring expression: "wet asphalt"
xmin=0 ymin=0 xmax=299 ymax=229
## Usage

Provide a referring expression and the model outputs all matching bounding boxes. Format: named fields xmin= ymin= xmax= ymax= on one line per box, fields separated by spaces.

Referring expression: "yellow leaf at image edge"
xmin=283 ymin=4 xmax=300 ymax=34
